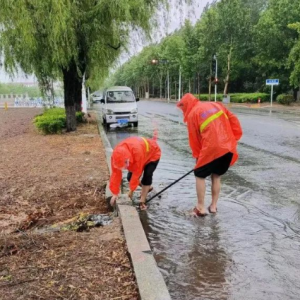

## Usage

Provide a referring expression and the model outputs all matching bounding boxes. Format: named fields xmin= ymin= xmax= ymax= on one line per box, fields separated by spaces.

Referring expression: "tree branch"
xmin=106 ymin=43 xmax=121 ymax=50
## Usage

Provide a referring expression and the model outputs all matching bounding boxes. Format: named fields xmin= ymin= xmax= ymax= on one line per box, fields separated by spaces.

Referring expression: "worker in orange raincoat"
xmin=177 ymin=93 xmax=242 ymax=217
xmin=109 ymin=136 xmax=161 ymax=210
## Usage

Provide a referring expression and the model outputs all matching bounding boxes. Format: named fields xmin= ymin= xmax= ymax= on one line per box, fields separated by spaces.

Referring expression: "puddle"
xmin=104 ymin=104 xmax=300 ymax=300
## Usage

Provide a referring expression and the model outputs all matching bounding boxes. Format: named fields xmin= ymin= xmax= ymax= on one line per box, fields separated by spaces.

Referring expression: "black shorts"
xmin=127 ymin=160 xmax=159 ymax=186
xmin=194 ymin=152 xmax=233 ymax=179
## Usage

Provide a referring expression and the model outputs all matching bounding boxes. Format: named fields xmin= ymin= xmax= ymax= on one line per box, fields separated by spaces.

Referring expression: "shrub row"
xmin=276 ymin=94 xmax=294 ymax=105
xmin=34 ymin=108 xmax=85 ymax=134
xmin=195 ymin=93 xmax=269 ymax=103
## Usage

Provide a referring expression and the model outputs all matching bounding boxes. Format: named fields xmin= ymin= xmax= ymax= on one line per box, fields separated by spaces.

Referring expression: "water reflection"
xmin=105 ymin=109 xmax=300 ymax=300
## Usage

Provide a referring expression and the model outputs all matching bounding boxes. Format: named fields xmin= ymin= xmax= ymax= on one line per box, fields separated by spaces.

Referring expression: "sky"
xmin=0 ymin=0 xmax=211 ymax=83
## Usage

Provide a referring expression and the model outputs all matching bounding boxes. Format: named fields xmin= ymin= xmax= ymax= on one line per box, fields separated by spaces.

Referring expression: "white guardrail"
xmin=14 ymin=97 xmax=64 ymax=108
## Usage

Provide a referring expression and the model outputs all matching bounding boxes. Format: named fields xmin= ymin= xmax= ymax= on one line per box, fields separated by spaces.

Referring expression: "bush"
xmin=195 ymin=93 xmax=269 ymax=103
xmin=34 ymin=118 xmax=66 ymax=134
xmin=276 ymin=94 xmax=294 ymax=105
xmin=196 ymin=94 xmax=223 ymax=101
xmin=34 ymin=108 xmax=86 ymax=134
xmin=230 ymin=93 xmax=269 ymax=103
xmin=76 ymin=111 xmax=85 ymax=123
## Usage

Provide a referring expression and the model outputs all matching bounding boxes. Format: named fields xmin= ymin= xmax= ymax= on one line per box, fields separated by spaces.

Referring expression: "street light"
xmin=213 ymin=54 xmax=218 ymax=102
xmin=150 ymin=59 xmax=170 ymax=103
xmin=151 ymin=59 xmax=159 ymax=65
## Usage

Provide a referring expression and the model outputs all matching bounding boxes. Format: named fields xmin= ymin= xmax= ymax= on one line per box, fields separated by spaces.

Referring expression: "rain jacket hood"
xmin=177 ymin=93 xmax=243 ymax=169
xmin=177 ymin=93 xmax=199 ymax=123
xmin=112 ymin=146 xmax=132 ymax=169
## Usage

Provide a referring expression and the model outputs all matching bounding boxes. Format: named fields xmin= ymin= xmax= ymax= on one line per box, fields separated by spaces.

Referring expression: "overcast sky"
xmin=0 ymin=0 xmax=211 ymax=83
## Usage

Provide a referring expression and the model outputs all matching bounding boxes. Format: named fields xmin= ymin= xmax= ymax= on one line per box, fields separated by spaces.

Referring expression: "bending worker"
xmin=109 ymin=136 xmax=161 ymax=210
xmin=177 ymin=93 xmax=243 ymax=217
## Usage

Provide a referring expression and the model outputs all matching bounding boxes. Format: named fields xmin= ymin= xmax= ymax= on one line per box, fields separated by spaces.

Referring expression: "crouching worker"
xmin=109 ymin=136 xmax=161 ymax=210
xmin=177 ymin=93 xmax=243 ymax=217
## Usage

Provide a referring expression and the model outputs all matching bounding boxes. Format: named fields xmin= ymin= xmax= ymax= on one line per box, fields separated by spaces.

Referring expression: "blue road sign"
xmin=266 ymin=79 xmax=279 ymax=85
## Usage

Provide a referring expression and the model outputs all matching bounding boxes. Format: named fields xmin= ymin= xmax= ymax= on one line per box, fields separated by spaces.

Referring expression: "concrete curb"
xmin=95 ymin=111 xmax=172 ymax=300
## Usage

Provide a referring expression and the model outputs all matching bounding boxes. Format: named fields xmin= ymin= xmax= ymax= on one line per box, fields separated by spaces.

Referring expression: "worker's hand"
xmin=127 ymin=190 xmax=134 ymax=199
xmin=110 ymin=195 xmax=118 ymax=207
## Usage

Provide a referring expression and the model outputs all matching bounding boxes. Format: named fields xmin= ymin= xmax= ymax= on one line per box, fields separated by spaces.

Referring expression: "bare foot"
xmin=139 ymin=202 xmax=148 ymax=211
xmin=191 ymin=207 xmax=207 ymax=217
xmin=208 ymin=205 xmax=217 ymax=214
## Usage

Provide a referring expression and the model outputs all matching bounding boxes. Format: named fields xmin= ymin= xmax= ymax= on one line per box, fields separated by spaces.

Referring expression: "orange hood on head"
xmin=112 ymin=145 xmax=132 ymax=169
xmin=176 ymin=93 xmax=199 ymax=123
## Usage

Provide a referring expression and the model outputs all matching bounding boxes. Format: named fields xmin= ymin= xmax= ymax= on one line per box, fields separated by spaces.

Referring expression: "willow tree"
xmin=0 ymin=0 xmax=170 ymax=131
xmin=288 ymin=23 xmax=300 ymax=93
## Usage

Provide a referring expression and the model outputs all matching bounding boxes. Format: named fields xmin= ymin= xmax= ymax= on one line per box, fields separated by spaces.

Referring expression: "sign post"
xmin=266 ymin=79 xmax=279 ymax=107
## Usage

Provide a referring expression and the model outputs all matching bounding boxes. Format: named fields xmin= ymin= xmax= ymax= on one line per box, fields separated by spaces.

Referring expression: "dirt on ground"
xmin=0 ymin=108 xmax=138 ymax=299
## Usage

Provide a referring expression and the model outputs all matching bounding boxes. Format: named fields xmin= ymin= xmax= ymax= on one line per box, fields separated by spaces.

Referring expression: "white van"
xmin=101 ymin=86 xmax=139 ymax=129
xmin=91 ymin=90 xmax=103 ymax=103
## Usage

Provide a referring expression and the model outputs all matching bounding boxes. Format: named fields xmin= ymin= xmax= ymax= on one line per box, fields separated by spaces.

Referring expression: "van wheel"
xmin=103 ymin=119 xmax=110 ymax=130
xmin=133 ymin=121 xmax=138 ymax=127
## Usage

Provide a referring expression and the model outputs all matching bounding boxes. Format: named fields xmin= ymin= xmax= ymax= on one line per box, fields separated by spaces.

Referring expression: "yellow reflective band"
xmin=141 ymin=137 xmax=150 ymax=152
xmin=200 ymin=110 xmax=226 ymax=133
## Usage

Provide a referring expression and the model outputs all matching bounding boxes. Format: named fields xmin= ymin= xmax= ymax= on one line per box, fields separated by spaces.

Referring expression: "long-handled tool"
xmin=145 ymin=169 xmax=194 ymax=204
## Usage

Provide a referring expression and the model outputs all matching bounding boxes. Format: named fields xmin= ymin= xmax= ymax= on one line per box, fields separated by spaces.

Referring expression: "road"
xmin=95 ymin=100 xmax=300 ymax=300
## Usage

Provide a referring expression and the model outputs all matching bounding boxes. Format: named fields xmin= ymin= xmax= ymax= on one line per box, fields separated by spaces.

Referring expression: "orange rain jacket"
xmin=177 ymin=93 xmax=242 ymax=169
xmin=109 ymin=137 xmax=161 ymax=195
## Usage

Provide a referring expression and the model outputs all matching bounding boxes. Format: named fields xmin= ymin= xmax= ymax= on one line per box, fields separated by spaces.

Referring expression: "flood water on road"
xmin=99 ymin=101 xmax=300 ymax=300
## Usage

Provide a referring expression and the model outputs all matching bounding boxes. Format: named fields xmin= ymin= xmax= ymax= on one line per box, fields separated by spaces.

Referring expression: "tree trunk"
xmin=224 ymin=45 xmax=233 ymax=95
xmin=208 ymin=78 xmax=212 ymax=101
xmin=169 ymin=78 xmax=172 ymax=100
xmin=152 ymin=80 xmax=155 ymax=97
xmin=159 ymin=71 xmax=163 ymax=99
xmin=293 ymin=87 xmax=299 ymax=101
xmin=208 ymin=62 xmax=212 ymax=101
xmin=74 ymin=78 xmax=82 ymax=112
xmin=62 ymin=61 xmax=78 ymax=132
xmin=197 ymin=72 xmax=200 ymax=98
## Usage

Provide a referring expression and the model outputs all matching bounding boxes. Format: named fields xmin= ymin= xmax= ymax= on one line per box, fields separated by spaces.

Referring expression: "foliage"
xmin=230 ymin=93 xmax=269 ymax=103
xmin=0 ymin=0 xmax=178 ymax=130
xmin=276 ymin=94 xmax=294 ymax=105
xmin=76 ymin=111 xmax=85 ymax=123
xmin=253 ymin=0 xmax=300 ymax=93
xmin=34 ymin=108 xmax=85 ymax=134
xmin=108 ymin=0 xmax=300 ymax=101
xmin=288 ymin=22 xmax=300 ymax=88
xmin=196 ymin=93 xmax=269 ymax=103
xmin=0 ymin=83 xmax=42 ymax=97
xmin=196 ymin=94 xmax=224 ymax=101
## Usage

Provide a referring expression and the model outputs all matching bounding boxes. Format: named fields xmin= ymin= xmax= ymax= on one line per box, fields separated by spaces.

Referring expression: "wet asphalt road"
xmin=96 ymin=101 xmax=300 ymax=300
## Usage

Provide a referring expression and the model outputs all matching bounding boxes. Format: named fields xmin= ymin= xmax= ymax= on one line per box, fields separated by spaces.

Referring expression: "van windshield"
xmin=106 ymin=91 xmax=135 ymax=103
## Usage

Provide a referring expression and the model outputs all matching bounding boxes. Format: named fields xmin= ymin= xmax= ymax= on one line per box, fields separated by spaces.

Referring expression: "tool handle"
xmin=146 ymin=169 xmax=194 ymax=204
